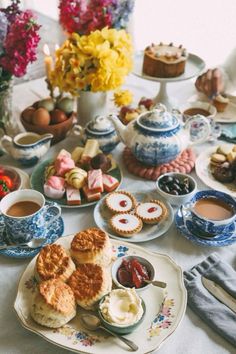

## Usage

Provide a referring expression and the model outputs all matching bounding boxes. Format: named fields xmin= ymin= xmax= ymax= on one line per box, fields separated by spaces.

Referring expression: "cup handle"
xmin=43 ymin=204 xmax=61 ymax=227
xmin=185 ymin=114 xmax=211 ymax=145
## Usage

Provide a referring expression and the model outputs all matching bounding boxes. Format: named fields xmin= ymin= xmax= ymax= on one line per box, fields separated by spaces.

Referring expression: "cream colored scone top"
xmin=68 ymin=263 xmax=112 ymax=310
xmin=109 ymin=213 xmax=143 ymax=237
xmin=31 ymin=279 xmax=76 ymax=328
xmin=70 ymin=228 xmax=112 ymax=266
xmin=105 ymin=191 xmax=136 ymax=213
xmin=35 ymin=244 xmax=76 ymax=282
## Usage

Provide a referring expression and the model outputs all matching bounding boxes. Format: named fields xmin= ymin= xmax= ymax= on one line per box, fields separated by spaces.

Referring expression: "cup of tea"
xmin=0 ymin=189 xmax=61 ymax=244
xmin=182 ymin=190 xmax=236 ymax=236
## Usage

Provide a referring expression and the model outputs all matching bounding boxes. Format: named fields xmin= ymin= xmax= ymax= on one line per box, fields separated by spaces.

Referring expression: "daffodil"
xmin=113 ymin=89 xmax=133 ymax=107
xmin=50 ymin=28 xmax=133 ymax=96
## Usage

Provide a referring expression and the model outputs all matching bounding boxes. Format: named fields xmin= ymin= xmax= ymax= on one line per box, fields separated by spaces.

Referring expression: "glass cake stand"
xmin=133 ymin=51 xmax=206 ymax=109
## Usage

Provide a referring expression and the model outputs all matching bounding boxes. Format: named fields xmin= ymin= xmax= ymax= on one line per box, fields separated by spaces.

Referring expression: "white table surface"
xmin=0 ymin=74 xmax=235 ymax=354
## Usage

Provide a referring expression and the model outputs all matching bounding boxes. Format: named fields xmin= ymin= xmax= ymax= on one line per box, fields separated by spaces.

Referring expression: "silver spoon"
xmin=144 ymin=279 xmax=167 ymax=288
xmin=80 ymin=313 xmax=138 ymax=352
xmin=0 ymin=238 xmax=46 ymax=250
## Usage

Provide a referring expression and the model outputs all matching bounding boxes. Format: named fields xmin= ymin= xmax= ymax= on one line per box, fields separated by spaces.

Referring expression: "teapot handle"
xmin=185 ymin=115 xmax=211 ymax=145
xmin=0 ymin=135 xmax=13 ymax=154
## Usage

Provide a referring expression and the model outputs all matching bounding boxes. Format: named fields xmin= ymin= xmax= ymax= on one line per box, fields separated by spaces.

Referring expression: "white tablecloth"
xmin=0 ymin=75 xmax=235 ymax=354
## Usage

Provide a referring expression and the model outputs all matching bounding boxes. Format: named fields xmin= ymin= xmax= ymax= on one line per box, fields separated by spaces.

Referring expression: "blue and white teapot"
xmin=75 ymin=115 xmax=120 ymax=153
xmin=109 ymin=103 xmax=211 ymax=166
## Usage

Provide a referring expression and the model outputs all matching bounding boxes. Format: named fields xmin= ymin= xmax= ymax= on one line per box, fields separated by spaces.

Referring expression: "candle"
xmin=43 ymin=44 xmax=53 ymax=80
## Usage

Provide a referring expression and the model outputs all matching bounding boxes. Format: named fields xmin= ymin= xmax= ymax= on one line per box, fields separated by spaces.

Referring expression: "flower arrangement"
xmin=59 ymin=0 xmax=135 ymax=35
xmin=50 ymin=27 xmax=133 ymax=96
xmin=0 ymin=0 xmax=40 ymax=91
xmin=113 ymin=89 xmax=133 ymax=106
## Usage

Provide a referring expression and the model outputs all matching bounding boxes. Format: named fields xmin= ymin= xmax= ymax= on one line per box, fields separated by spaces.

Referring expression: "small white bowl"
xmin=111 ymin=255 xmax=155 ymax=292
xmin=180 ymin=101 xmax=217 ymax=119
xmin=156 ymin=172 xmax=197 ymax=207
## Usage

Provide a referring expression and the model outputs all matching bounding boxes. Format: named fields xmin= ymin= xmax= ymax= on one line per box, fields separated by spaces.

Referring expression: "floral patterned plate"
xmin=14 ymin=236 xmax=187 ymax=354
xmin=93 ymin=190 xmax=174 ymax=242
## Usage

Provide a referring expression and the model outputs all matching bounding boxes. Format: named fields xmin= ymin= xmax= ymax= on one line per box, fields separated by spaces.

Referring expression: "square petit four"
xmin=88 ymin=169 xmax=103 ymax=193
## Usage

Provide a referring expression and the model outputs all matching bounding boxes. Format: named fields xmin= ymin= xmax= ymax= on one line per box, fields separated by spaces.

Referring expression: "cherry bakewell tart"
xmin=105 ymin=191 xmax=137 ymax=213
xmin=109 ymin=213 xmax=143 ymax=237
xmin=135 ymin=199 xmax=168 ymax=224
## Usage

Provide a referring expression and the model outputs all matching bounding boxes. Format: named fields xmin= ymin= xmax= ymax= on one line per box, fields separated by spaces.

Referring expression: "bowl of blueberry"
xmin=156 ymin=172 xmax=197 ymax=206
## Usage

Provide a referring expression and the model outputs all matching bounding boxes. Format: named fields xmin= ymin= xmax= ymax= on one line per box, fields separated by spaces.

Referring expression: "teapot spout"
xmin=108 ymin=114 xmax=127 ymax=144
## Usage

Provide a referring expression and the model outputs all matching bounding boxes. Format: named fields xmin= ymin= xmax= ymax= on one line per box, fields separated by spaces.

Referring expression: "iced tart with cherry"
xmin=105 ymin=191 xmax=137 ymax=213
xmin=135 ymin=199 xmax=168 ymax=224
xmin=109 ymin=213 xmax=143 ymax=237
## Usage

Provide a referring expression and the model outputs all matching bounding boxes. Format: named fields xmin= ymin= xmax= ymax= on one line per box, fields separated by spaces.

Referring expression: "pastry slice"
xmin=82 ymin=185 xmax=101 ymax=202
xmin=88 ymin=169 xmax=103 ymax=193
xmin=135 ymin=199 xmax=168 ymax=224
xmin=102 ymin=174 xmax=119 ymax=192
xmin=109 ymin=213 xmax=143 ymax=237
xmin=66 ymin=186 xmax=81 ymax=205
xmin=105 ymin=191 xmax=137 ymax=213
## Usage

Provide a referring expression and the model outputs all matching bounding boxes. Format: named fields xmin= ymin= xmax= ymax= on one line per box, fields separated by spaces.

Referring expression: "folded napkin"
xmin=184 ymin=253 xmax=236 ymax=347
xmin=219 ymin=124 xmax=236 ymax=144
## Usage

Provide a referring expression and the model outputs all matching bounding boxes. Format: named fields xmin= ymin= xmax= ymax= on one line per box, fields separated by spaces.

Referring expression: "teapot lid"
xmin=86 ymin=115 xmax=115 ymax=134
xmin=137 ymin=103 xmax=179 ymax=131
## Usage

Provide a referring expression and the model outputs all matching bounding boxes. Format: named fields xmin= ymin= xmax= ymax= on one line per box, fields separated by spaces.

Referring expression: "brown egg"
xmin=50 ymin=109 xmax=68 ymax=124
xmin=32 ymin=108 xmax=51 ymax=126
xmin=21 ymin=106 xmax=36 ymax=124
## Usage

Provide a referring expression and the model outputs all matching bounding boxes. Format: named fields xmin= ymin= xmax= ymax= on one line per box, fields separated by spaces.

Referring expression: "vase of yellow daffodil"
xmin=49 ymin=27 xmax=133 ymax=126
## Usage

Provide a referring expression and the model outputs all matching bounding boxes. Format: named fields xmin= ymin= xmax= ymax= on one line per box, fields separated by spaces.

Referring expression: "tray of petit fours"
xmin=14 ymin=228 xmax=186 ymax=354
xmin=30 ymin=139 xmax=122 ymax=208
xmin=195 ymin=143 xmax=236 ymax=197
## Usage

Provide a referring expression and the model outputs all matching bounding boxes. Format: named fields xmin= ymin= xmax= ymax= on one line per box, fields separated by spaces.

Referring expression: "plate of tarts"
xmin=14 ymin=233 xmax=186 ymax=354
xmin=93 ymin=189 xmax=174 ymax=242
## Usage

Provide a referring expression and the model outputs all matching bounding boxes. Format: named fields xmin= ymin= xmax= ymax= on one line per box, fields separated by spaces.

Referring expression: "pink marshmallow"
xmin=55 ymin=156 xmax=75 ymax=176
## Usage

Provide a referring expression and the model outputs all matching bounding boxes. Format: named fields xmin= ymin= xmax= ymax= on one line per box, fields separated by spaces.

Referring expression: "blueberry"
xmin=170 ymin=189 xmax=179 ymax=195
xmin=163 ymin=185 xmax=170 ymax=193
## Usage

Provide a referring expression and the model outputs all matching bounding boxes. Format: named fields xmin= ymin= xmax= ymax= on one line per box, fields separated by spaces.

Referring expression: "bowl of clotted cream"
xmin=98 ymin=288 xmax=146 ymax=334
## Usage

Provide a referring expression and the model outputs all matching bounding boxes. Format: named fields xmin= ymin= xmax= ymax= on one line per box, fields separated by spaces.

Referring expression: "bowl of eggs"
xmin=20 ymin=97 xmax=76 ymax=144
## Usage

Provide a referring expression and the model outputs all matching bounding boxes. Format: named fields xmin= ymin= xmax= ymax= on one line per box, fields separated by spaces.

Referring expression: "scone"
xmin=35 ymin=244 xmax=76 ymax=282
xmin=68 ymin=263 xmax=112 ymax=310
xmin=31 ymin=279 xmax=76 ymax=328
xmin=213 ymin=94 xmax=229 ymax=112
xmin=105 ymin=191 xmax=137 ymax=213
xmin=135 ymin=200 xmax=168 ymax=224
xmin=70 ymin=228 xmax=112 ymax=266
xmin=109 ymin=213 xmax=143 ymax=237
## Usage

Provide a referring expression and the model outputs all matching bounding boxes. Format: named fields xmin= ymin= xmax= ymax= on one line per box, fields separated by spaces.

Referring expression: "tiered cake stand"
xmin=133 ymin=51 xmax=205 ymax=109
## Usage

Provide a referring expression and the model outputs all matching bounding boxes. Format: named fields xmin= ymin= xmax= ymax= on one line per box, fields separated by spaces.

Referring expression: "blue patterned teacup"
xmin=0 ymin=189 xmax=61 ymax=244
xmin=182 ymin=190 xmax=236 ymax=236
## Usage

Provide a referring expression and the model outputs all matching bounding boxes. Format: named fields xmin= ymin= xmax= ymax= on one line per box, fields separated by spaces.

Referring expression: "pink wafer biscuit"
xmin=87 ymin=169 xmax=103 ymax=193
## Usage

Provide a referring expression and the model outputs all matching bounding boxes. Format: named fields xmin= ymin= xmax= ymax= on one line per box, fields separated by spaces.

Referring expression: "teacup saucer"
xmin=0 ymin=207 xmax=64 ymax=258
xmin=175 ymin=207 xmax=236 ymax=247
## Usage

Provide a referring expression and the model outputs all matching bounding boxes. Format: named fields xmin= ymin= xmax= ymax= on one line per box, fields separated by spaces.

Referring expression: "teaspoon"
xmin=144 ymin=279 xmax=167 ymax=288
xmin=79 ymin=313 xmax=138 ymax=351
xmin=0 ymin=238 xmax=46 ymax=250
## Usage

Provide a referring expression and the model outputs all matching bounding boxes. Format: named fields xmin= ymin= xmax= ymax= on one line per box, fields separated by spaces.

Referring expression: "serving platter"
xmin=195 ymin=144 xmax=236 ymax=197
xmin=93 ymin=190 xmax=174 ymax=242
xmin=14 ymin=235 xmax=187 ymax=354
xmin=30 ymin=158 xmax=122 ymax=208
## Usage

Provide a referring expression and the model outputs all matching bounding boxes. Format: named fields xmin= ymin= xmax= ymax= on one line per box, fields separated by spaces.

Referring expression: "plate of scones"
xmin=195 ymin=143 xmax=236 ymax=197
xmin=30 ymin=140 xmax=122 ymax=208
xmin=93 ymin=190 xmax=174 ymax=242
xmin=14 ymin=227 xmax=186 ymax=354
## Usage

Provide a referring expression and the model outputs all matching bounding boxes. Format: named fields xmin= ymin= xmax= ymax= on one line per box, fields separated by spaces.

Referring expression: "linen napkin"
xmin=219 ymin=124 xmax=236 ymax=144
xmin=184 ymin=253 xmax=236 ymax=347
